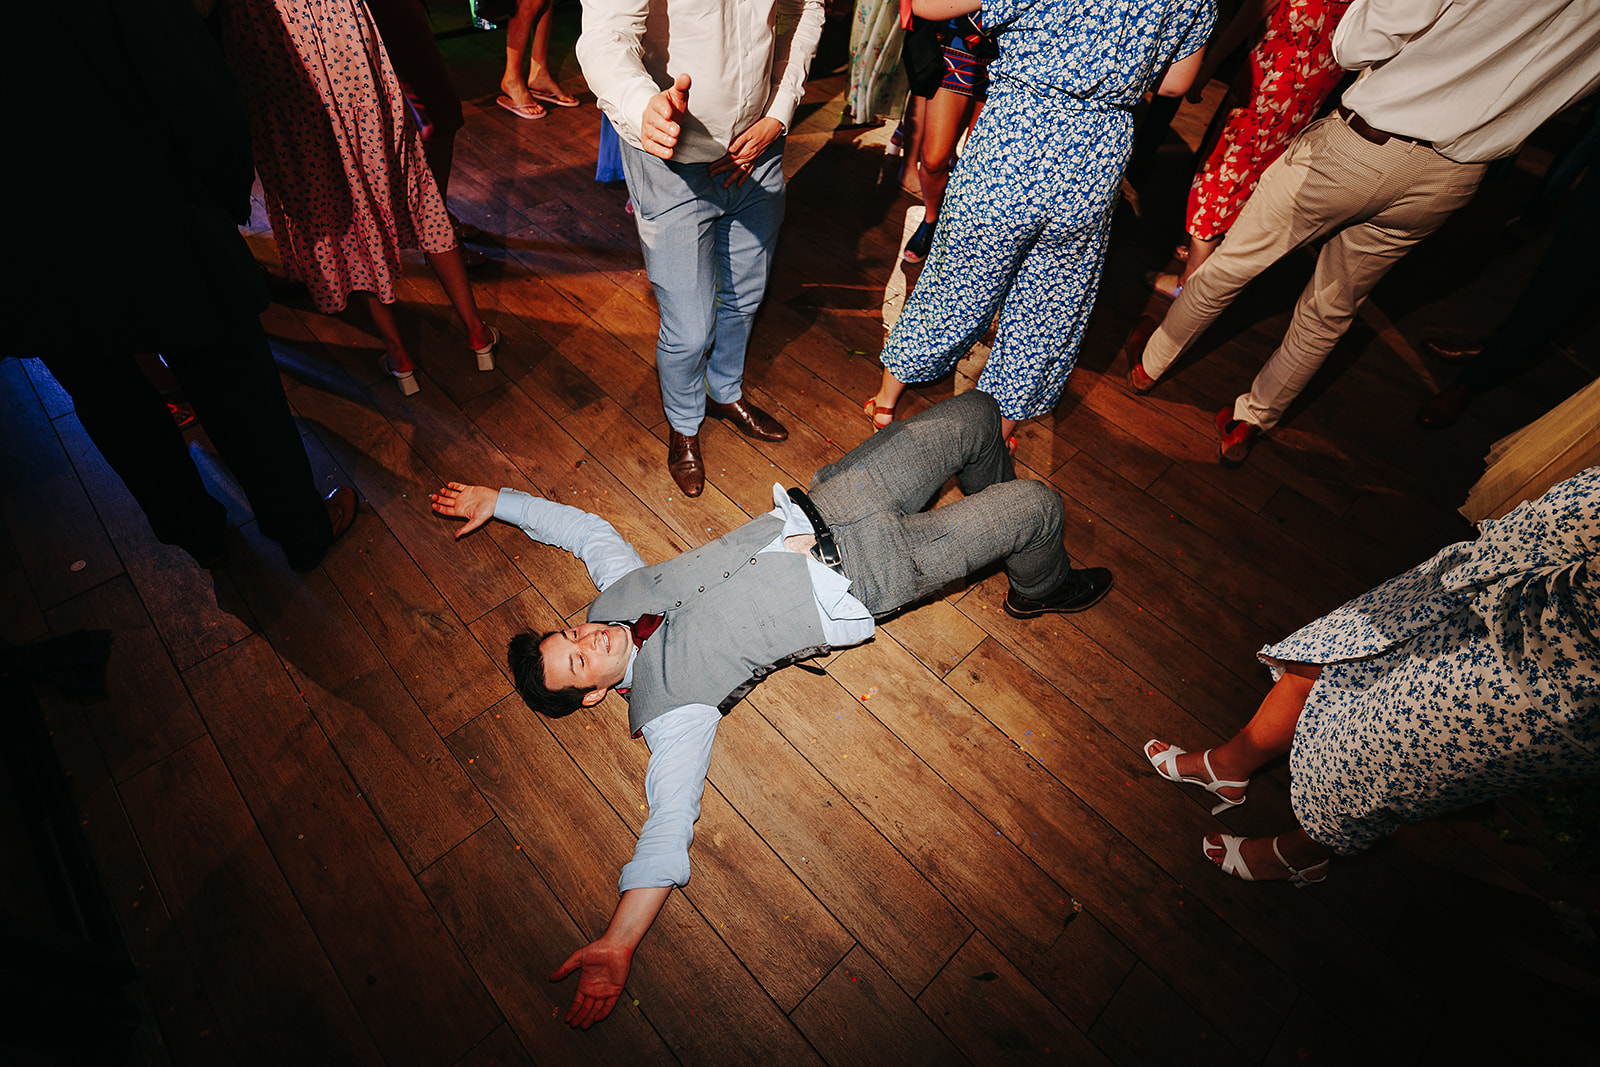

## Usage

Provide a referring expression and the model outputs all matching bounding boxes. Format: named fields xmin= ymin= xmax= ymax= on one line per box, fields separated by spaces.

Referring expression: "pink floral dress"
xmin=221 ymin=0 xmax=456 ymax=314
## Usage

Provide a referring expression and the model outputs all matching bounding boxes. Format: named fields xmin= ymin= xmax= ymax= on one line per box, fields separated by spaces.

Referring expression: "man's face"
xmin=540 ymin=622 xmax=631 ymax=704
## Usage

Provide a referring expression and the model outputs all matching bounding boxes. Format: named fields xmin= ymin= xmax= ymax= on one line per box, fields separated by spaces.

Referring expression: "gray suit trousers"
xmin=808 ymin=390 xmax=1069 ymax=617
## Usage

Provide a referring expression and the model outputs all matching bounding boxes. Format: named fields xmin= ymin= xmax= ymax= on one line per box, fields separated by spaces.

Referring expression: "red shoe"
xmin=1121 ymin=315 xmax=1161 ymax=395
xmin=1215 ymin=408 xmax=1260 ymax=467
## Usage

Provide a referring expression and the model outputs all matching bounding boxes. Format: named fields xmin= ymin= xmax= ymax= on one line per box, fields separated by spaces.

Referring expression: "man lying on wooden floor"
xmin=431 ymin=390 xmax=1113 ymax=1028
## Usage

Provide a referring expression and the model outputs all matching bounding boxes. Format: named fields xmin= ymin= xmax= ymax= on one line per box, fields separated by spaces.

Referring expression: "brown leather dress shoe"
xmin=1416 ymin=384 xmax=1472 ymax=429
xmin=706 ymin=397 xmax=788 ymax=441
xmin=1121 ymin=314 xmax=1162 ymax=394
xmin=668 ymin=430 xmax=705 ymax=497
xmin=1423 ymin=338 xmax=1484 ymax=364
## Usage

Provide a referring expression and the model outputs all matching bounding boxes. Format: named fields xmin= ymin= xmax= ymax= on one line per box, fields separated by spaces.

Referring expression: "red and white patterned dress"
xmin=221 ymin=0 xmax=456 ymax=314
xmin=1186 ymin=0 xmax=1351 ymax=242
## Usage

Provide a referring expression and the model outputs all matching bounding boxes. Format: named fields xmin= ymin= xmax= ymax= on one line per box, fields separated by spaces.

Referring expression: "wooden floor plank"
xmin=49 ymin=716 xmax=234 ymax=1067
xmin=418 ymin=820 xmax=673 ymax=1064
xmin=183 ymin=635 xmax=500 ymax=1065
xmin=118 ymin=737 xmax=383 ymax=1066
xmin=917 ymin=933 xmax=1113 ymax=1067
xmin=1087 ymin=963 xmax=1248 ymax=1067
xmin=448 ymin=698 xmax=825 ymax=1063
xmin=43 ymin=576 xmax=207 ymax=783
xmin=789 ymin=946 xmax=967 ymax=1067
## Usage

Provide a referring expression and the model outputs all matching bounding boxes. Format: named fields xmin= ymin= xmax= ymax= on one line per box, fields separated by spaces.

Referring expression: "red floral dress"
xmin=1186 ymin=0 xmax=1351 ymax=241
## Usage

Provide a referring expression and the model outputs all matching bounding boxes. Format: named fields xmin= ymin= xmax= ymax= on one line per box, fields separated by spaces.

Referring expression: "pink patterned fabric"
xmin=222 ymin=0 xmax=455 ymax=314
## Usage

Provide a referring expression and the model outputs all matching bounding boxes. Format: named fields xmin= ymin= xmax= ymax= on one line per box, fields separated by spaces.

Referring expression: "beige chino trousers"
xmin=1141 ymin=112 xmax=1487 ymax=431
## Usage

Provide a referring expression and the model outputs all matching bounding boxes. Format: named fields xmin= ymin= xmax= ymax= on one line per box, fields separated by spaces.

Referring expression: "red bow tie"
xmin=630 ymin=613 xmax=663 ymax=648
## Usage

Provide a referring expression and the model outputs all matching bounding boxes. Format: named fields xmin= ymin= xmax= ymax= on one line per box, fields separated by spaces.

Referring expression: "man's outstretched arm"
xmin=549 ymin=885 xmax=670 ymax=1029
xmin=430 ymin=482 xmax=644 ymax=592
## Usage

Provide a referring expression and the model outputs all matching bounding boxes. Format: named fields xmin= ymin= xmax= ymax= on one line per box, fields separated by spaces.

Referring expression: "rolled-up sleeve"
xmin=618 ymin=703 xmax=723 ymax=892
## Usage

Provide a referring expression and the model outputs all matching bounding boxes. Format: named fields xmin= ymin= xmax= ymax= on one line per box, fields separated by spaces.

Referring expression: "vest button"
xmin=674 ymin=600 xmax=681 ymax=607
xmin=723 ymin=572 xmax=730 ymax=578
xmin=750 ymin=557 xmax=758 ymax=564
xmin=698 ymin=586 xmax=705 ymax=592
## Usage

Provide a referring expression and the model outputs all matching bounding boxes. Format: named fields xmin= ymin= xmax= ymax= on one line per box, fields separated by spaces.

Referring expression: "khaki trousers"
xmin=1141 ymin=112 xmax=1487 ymax=431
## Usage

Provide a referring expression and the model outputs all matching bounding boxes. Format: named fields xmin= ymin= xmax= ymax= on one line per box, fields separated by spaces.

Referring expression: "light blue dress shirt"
xmin=494 ymin=485 xmax=873 ymax=893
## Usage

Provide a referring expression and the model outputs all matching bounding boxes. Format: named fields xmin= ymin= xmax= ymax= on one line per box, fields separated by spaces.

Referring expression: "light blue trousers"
xmin=619 ymin=138 xmax=786 ymax=435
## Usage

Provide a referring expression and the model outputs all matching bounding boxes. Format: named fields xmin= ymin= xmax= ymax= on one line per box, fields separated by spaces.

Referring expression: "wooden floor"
xmin=6 ymin=10 xmax=1598 ymax=1066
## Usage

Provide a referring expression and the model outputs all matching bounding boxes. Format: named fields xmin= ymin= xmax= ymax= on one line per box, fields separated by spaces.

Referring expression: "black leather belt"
xmin=786 ymin=488 xmax=845 ymax=575
xmin=1337 ymin=105 xmax=1431 ymax=149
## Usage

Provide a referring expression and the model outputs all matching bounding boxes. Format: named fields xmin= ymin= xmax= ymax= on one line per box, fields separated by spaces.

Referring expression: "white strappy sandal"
xmin=1204 ymin=833 xmax=1330 ymax=889
xmin=1144 ymin=739 xmax=1249 ymax=815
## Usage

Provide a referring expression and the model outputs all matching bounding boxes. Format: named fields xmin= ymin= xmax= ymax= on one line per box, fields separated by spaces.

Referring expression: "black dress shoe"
xmin=1004 ymin=567 xmax=1114 ymax=618
xmin=288 ymin=486 xmax=358 ymax=572
xmin=668 ymin=430 xmax=705 ymax=497
xmin=706 ymin=398 xmax=788 ymax=442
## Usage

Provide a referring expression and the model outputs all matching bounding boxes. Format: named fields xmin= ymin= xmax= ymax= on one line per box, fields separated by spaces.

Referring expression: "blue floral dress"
xmin=880 ymin=0 xmax=1214 ymax=421
xmin=1263 ymin=467 xmax=1600 ymax=855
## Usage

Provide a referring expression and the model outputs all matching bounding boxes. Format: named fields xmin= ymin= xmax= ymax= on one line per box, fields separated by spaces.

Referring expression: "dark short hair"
xmin=507 ymin=631 xmax=590 ymax=716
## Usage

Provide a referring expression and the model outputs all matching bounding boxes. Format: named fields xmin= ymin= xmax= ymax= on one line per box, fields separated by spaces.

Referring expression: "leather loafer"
xmin=1423 ymin=338 xmax=1484 ymax=364
xmin=288 ymin=486 xmax=358 ymax=572
xmin=668 ymin=430 xmax=705 ymax=497
xmin=706 ymin=397 xmax=788 ymax=442
xmin=1417 ymin=383 xmax=1472 ymax=429
xmin=1004 ymin=567 xmax=1114 ymax=618
xmin=1215 ymin=407 xmax=1261 ymax=467
xmin=1121 ymin=315 xmax=1161 ymax=394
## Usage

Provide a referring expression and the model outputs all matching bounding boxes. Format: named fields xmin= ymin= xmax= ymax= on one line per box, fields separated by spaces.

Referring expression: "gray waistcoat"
xmin=586 ymin=515 xmax=830 ymax=735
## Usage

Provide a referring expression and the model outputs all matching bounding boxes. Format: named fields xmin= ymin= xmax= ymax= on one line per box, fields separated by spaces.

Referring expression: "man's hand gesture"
xmin=429 ymin=482 xmax=499 ymax=538
xmin=550 ymin=938 xmax=633 ymax=1029
xmin=709 ymin=116 xmax=783 ymax=187
xmin=641 ymin=72 xmax=691 ymax=160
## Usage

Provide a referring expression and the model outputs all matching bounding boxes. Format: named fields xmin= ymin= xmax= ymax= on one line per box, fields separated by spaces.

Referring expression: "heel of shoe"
xmin=472 ymin=325 xmax=500 ymax=372
xmin=1208 ymin=794 xmax=1246 ymax=816
xmin=394 ymin=370 xmax=420 ymax=396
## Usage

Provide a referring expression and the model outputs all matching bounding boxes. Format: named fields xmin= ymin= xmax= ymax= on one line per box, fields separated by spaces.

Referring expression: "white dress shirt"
xmin=493 ymin=485 xmax=873 ymax=894
xmin=1334 ymin=0 xmax=1600 ymax=163
xmin=575 ymin=0 xmax=826 ymax=163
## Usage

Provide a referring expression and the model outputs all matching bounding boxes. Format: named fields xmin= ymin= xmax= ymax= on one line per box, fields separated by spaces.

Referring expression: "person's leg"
xmin=161 ymin=315 xmax=333 ymax=564
xmin=499 ymin=0 xmax=552 ymax=113
xmin=361 ymin=293 xmax=413 ymax=372
xmin=1139 ymin=116 xmax=1363 ymax=382
xmin=1234 ymin=148 xmax=1486 ymax=431
xmin=917 ymin=88 xmax=974 ymax=225
xmin=40 ymin=344 xmax=226 ymax=560
xmin=618 ymin=140 xmax=720 ymax=437
xmin=423 ymin=246 xmax=494 ymax=351
xmin=1203 ymin=827 xmax=1334 ymax=881
xmin=811 ymin=390 xmax=1072 ymax=613
xmin=525 ymin=5 xmax=575 ymax=103
xmin=705 ymin=140 xmax=786 ymax=408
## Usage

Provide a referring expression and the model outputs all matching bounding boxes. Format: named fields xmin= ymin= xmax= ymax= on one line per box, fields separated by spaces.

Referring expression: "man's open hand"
xmin=550 ymin=938 xmax=633 ymax=1029
xmin=641 ymin=73 xmax=691 ymax=159
xmin=429 ymin=482 xmax=499 ymax=538
xmin=708 ymin=116 xmax=783 ymax=187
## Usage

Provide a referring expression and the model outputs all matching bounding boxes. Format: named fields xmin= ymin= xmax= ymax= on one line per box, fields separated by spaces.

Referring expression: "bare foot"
xmin=1204 ymin=832 xmax=1330 ymax=880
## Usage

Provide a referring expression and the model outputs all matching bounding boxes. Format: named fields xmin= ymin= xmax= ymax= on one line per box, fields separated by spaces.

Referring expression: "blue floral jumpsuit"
xmin=881 ymin=0 xmax=1215 ymax=421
